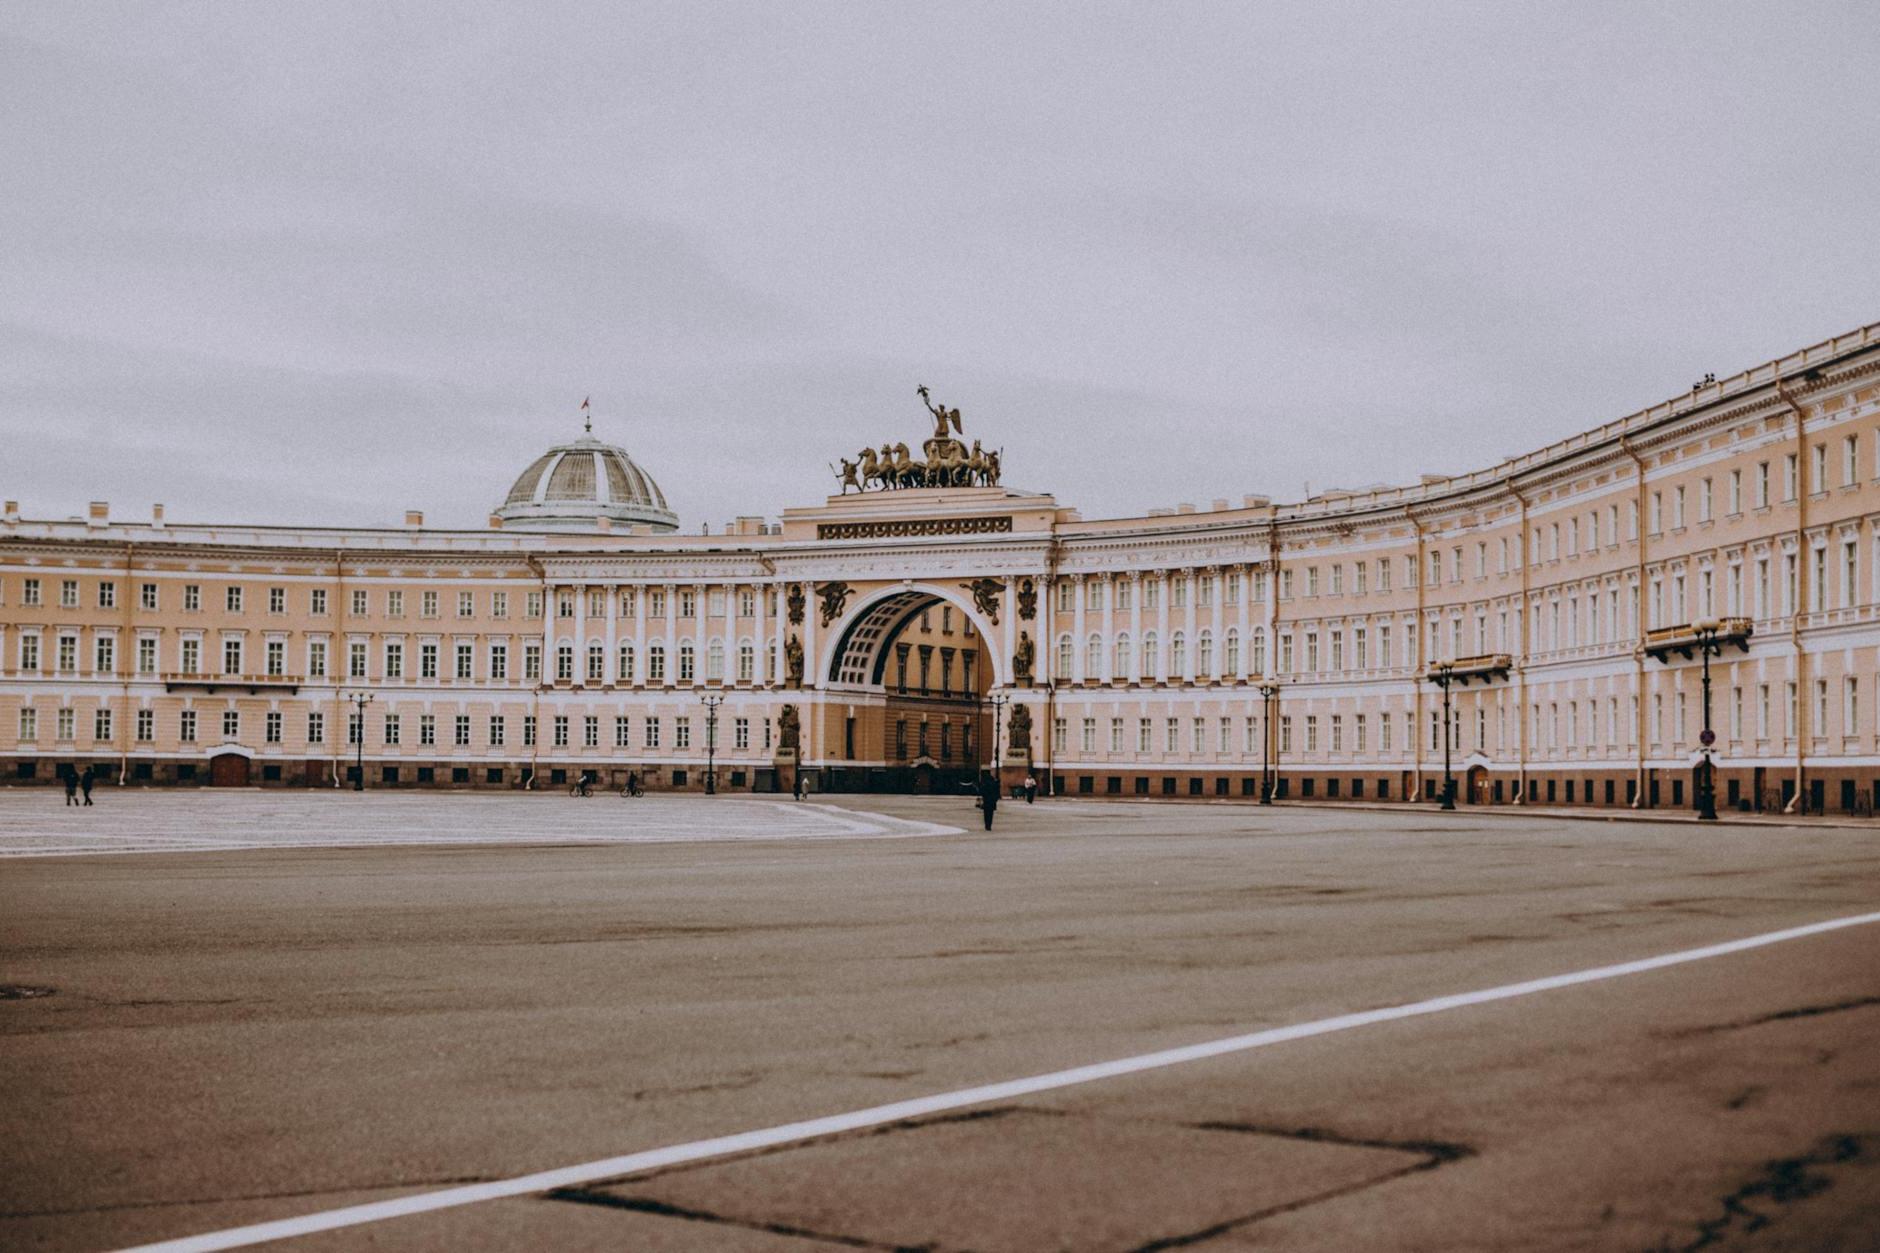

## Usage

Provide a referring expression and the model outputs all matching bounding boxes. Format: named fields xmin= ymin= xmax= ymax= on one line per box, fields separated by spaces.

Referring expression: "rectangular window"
xmin=384 ymin=714 xmax=401 ymax=745
xmin=268 ymin=586 xmax=285 ymax=614
xmin=584 ymin=716 xmax=599 ymax=748
xmin=458 ymin=591 xmax=474 ymax=618
xmin=350 ymin=641 xmax=368 ymax=678
xmin=490 ymin=716 xmax=506 ymax=746
xmin=456 ymin=642 xmax=474 ymax=680
xmin=308 ymin=640 xmax=327 ymax=678
xmin=387 ymin=590 xmax=404 ymax=617
xmin=60 ymin=579 xmax=79 ymax=608
xmin=492 ymin=591 xmax=508 ymax=618
xmin=22 ymin=578 xmax=41 ymax=606
xmin=525 ymin=642 xmax=542 ymax=681
xmin=221 ymin=710 xmax=239 ymax=740
xmin=526 ymin=591 xmax=543 ymax=618
xmin=184 ymin=583 xmax=201 ymax=612
xmin=385 ymin=641 xmax=404 ymax=678
xmin=308 ymin=712 xmax=324 ymax=744
xmin=310 ymin=588 xmax=327 ymax=615
xmin=56 ymin=707 xmax=75 ymax=740
xmin=456 ymin=716 xmax=472 ymax=747
xmin=266 ymin=639 xmax=285 ymax=676
xmin=420 ymin=715 xmax=436 ymax=746
xmin=137 ymin=708 xmax=154 ymax=742
xmin=352 ymin=589 xmax=369 ymax=616
xmin=222 ymin=638 xmax=242 ymax=675
xmin=422 ymin=591 xmax=439 ymax=618
xmin=734 ymin=717 xmax=750 ymax=750
xmin=524 ymin=715 xmax=537 ymax=746
xmin=98 ymin=580 xmax=117 ymax=609
xmin=265 ymin=711 xmax=282 ymax=744
xmin=644 ymin=716 xmax=660 ymax=748
xmin=421 ymin=642 xmax=439 ymax=679
xmin=95 ymin=635 xmax=115 ymax=673
xmin=490 ymin=643 xmax=508 ymax=680
xmin=553 ymin=715 xmax=569 ymax=747
xmin=94 ymin=708 xmax=113 ymax=741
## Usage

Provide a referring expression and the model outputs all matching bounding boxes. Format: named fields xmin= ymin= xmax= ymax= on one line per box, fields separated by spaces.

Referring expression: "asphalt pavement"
xmin=1 ymin=793 xmax=1876 ymax=1251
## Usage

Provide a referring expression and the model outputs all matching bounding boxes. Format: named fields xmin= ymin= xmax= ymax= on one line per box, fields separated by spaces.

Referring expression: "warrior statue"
xmin=917 ymin=384 xmax=963 ymax=443
xmin=1013 ymin=630 xmax=1035 ymax=685
xmin=784 ymin=634 xmax=804 ymax=687
xmin=833 ymin=457 xmax=861 ymax=494
xmin=778 ymin=704 xmax=800 ymax=751
xmin=1007 ymin=702 xmax=1033 ymax=756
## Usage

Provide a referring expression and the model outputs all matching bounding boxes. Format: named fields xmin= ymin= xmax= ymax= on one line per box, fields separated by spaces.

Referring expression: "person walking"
xmin=79 ymin=765 xmax=95 ymax=806
xmin=1023 ymin=773 xmax=1037 ymax=804
xmin=976 ymin=770 xmax=1000 ymax=831
xmin=793 ymin=768 xmax=806 ymax=801
xmin=63 ymin=769 xmax=79 ymax=806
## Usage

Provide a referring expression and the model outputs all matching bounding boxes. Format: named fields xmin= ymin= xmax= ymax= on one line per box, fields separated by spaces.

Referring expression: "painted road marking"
xmin=116 ymin=908 xmax=1880 ymax=1253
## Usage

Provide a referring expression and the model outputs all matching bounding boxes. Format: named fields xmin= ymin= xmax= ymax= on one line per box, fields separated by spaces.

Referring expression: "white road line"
xmin=117 ymin=908 xmax=1880 ymax=1253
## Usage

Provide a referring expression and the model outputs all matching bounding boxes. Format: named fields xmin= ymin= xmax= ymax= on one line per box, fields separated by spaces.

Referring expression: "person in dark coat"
xmin=976 ymin=770 xmax=1000 ymax=830
xmin=79 ymin=765 xmax=95 ymax=805
xmin=63 ymin=769 xmax=79 ymax=806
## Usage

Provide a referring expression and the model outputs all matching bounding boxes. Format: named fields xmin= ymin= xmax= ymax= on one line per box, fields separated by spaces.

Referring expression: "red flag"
xmin=580 ymin=396 xmax=590 ymax=410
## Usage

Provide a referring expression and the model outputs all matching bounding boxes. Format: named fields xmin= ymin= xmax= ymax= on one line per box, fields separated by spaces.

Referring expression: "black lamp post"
xmin=1258 ymin=681 xmax=1279 ymax=804
xmin=986 ymin=691 xmax=1008 ymax=772
xmin=1693 ymin=618 xmax=1720 ymax=821
xmin=1431 ymin=663 xmax=1457 ymax=810
xmin=699 ymin=691 xmax=723 ymax=795
xmin=346 ymin=690 xmax=373 ymax=791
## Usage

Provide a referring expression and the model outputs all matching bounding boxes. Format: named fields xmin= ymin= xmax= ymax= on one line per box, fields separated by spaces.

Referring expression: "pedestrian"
xmin=80 ymin=765 xmax=95 ymax=806
xmin=626 ymin=770 xmax=641 ymax=798
xmin=63 ymin=769 xmax=78 ymax=807
xmin=1023 ymin=773 xmax=1037 ymax=804
xmin=976 ymin=770 xmax=1000 ymax=831
xmin=793 ymin=768 xmax=806 ymax=801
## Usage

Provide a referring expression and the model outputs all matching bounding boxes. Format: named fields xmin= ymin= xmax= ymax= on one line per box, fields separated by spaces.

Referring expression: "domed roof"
xmin=495 ymin=432 xmax=678 ymax=532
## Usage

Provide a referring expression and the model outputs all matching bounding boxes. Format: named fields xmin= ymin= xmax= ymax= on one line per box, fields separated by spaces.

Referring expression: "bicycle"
xmin=568 ymin=778 xmax=594 ymax=798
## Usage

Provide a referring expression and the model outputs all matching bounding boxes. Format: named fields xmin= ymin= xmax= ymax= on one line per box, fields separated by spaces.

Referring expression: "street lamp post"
xmin=1693 ymin=617 xmax=1720 ymax=821
xmin=1432 ymin=663 xmax=1456 ymax=811
xmin=1258 ymin=682 xmax=1279 ymax=804
xmin=986 ymin=691 xmax=1009 ymax=773
xmin=699 ymin=692 xmax=724 ymax=795
xmin=346 ymin=691 xmax=373 ymax=791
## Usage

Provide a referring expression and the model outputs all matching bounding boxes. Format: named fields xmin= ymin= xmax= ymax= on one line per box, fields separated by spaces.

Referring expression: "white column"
xmin=1037 ymin=576 xmax=1053 ymax=686
xmin=1237 ymin=564 xmax=1252 ymax=681
xmin=1128 ymin=572 xmax=1143 ymax=683
xmin=634 ymin=583 xmax=648 ymax=687
xmin=1072 ymin=575 xmax=1087 ymax=684
xmin=572 ymin=583 xmax=587 ymax=685
xmin=662 ymin=583 xmax=676 ymax=687
xmin=1156 ymin=570 xmax=1170 ymax=684
xmin=1001 ymin=577 xmax=1016 ymax=686
xmin=693 ymin=582 xmax=708 ymax=686
xmin=603 ymin=584 xmax=618 ymax=685
xmin=1183 ymin=566 xmax=1198 ymax=684
xmin=752 ymin=580 xmax=767 ymax=688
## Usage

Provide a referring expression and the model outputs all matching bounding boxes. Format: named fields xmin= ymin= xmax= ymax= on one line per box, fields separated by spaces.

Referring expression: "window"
xmin=94 ymin=708 xmax=113 ymax=741
xmin=1699 ymin=478 xmax=1712 ymax=522
xmin=60 ymin=579 xmax=79 ymax=608
xmin=310 ymin=587 xmax=327 ymax=615
xmin=1673 ymin=485 xmax=1685 ymax=529
xmin=416 ymin=715 xmax=434 ymax=746
xmin=617 ymin=642 xmax=635 ymax=684
xmin=385 ymin=590 xmax=404 ymax=618
xmin=526 ymin=591 xmax=543 ymax=618
xmin=457 ymin=642 xmax=475 ymax=680
xmin=266 ymin=639 xmax=285 ymax=676
xmin=421 ymin=590 xmax=439 ymax=618
xmin=556 ymin=644 xmax=574 ymax=682
xmin=735 ymin=717 xmax=750 ymax=749
xmin=22 ymin=578 xmax=41 ymax=606
xmin=583 ymin=716 xmax=599 ymax=748
xmin=524 ymin=642 xmax=542 ymax=681
xmin=490 ymin=716 xmax=506 ymax=746
xmin=493 ymin=591 xmax=508 ymax=618
xmin=707 ymin=638 xmax=725 ymax=682
xmin=490 ymin=643 xmax=508 ymax=680
xmin=94 ymin=635 xmax=115 ymax=673
xmin=459 ymin=591 xmax=474 ymax=618
xmin=57 ymin=707 xmax=76 ymax=740
xmin=679 ymin=590 xmax=696 ymax=618
xmin=739 ymin=588 xmax=755 ymax=618
xmin=222 ymin=638 xmax=242 ymax=675
xmin=1729 ymin=469 xmax=1742 ymax=514
xmin=308 ymin=711 xmax=325 ymax=743
xmin=586 ymin=642 xmax=605 ymax=682
xmin=1811 ymin=443 xmax=1826 ymax=494
xmin=137 ymin=708 xmax=154 ymax=742
xmin=679 ymin=640 xmax=696 ymax=683
xmin=267 ymin=586 xmax=285 ymax=614
xmin=644 ymin=717 xmax=661 ymax=748
xmin=97 ymin=581 xmax=117 ymax=609
xmin=349 ymin=641 xmax=368 ymax=678
xmin=1784 ymin=453 xmax=1799 ymax=501
xmin=384 ymin=714 xmax=402 ymax=745
xmin=524 ymin=716 xmax=537 ymax=746
xmin=137 ymin=637 xmax=157 ymax=674
xmin=420 ymin=642 xmax=439 ymax=679
xmin=648 ymin=642 xmax=666 ymax=682
xmin=1137 ymin=718 xmax=1151 ymax=753
xmin=553 ymin=715 xmax=569 ymax=747
xmin=1082 ymin=718 xmax=1096 ymax=752
xmin=1109 ymin=718 xmax=1123 ymax=752
xmin=1846 ymin=434 xmax=1860 ymax=487
xmin=352 ymin=589 xmax=369 ymax=616
xmin=308 ymin=640 xmax=327 ymax=678
xmin=1305 ymin=715 xmax=1318 ymax=753
xmin=184 ymin=583 xmax=201 ymax=611
xmin=385 ymin=641 xmax=404 ymax=678
xmin=737 ymin=641 xmax=754 ymax=683
xmin=221 ymin=710 xmax=239 ymax=740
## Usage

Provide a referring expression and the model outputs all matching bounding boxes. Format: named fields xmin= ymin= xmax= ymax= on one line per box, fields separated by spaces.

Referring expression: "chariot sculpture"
xmin=833 ymin=386 xmax=1003 ymax=492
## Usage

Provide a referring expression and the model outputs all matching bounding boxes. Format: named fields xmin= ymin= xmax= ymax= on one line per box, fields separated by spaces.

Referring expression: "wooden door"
xmin=209 ymin=754 xmax=250 ymax=787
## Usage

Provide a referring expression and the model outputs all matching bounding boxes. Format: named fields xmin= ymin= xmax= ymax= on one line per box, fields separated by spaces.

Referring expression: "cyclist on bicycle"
xmin=574 ymin=769 xmax=596 ymax=798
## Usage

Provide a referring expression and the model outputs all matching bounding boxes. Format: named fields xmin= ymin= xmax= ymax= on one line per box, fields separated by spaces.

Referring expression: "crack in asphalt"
xmin=1671 ymin=994 xmax=1880 ymax=1037
xmin=1646 ymin=1133 xmax=1869 ymax=1251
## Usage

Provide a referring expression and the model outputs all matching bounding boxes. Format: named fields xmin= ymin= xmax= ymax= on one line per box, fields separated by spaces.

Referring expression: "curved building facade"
xmin=4 ymin=322 xmax=1879 ymax=813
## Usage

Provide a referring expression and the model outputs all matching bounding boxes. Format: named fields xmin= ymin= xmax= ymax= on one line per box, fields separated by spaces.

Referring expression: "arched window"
xmin=1113 ymin=632 xmax=1131 ymax=680
xmin=737 ymin=640 xmax=755 ymax=682
xmin=586 ymin=641 xmax=605 ymax=682
xmin=648 ymin=641 xmax=666 ymax=682
xmin=1170 ymin=631 xmax=1187 ymax=677
xmin=678 ymin=640 xmax=696 ymax=683
xmin=1056 ymin=634 xmax=1074 ymax=678
xmin=1197 ymin=630 xmax=1212 ymax=678
xmin=1224 ymin=628 xmax=1240 ymax=676
xmin=1085 ymin=633 xmax=1102 ymax=680
xmin=1251 ymin=627 xmax=1266 ymax=676
xmin=618 ymin=641 xmax=635 ymax=684
xmin=1142 ymin=631 xmax=1159 ymax=680
xmin=706 ymin=637 xmax=725 ymax=682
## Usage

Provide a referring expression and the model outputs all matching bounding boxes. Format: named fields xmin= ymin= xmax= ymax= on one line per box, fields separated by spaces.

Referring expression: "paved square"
xmin=2 ymin=796 xmax=1877 ymax=1252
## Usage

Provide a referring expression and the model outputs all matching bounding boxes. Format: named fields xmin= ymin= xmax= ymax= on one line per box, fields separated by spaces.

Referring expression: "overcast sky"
xmin=3 ymin=3 xmax=1876 ymax=531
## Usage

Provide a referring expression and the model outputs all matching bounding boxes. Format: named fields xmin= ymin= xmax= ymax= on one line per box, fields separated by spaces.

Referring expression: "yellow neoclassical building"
xmin=4 ymin=322 xmax=1880 ymax=814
